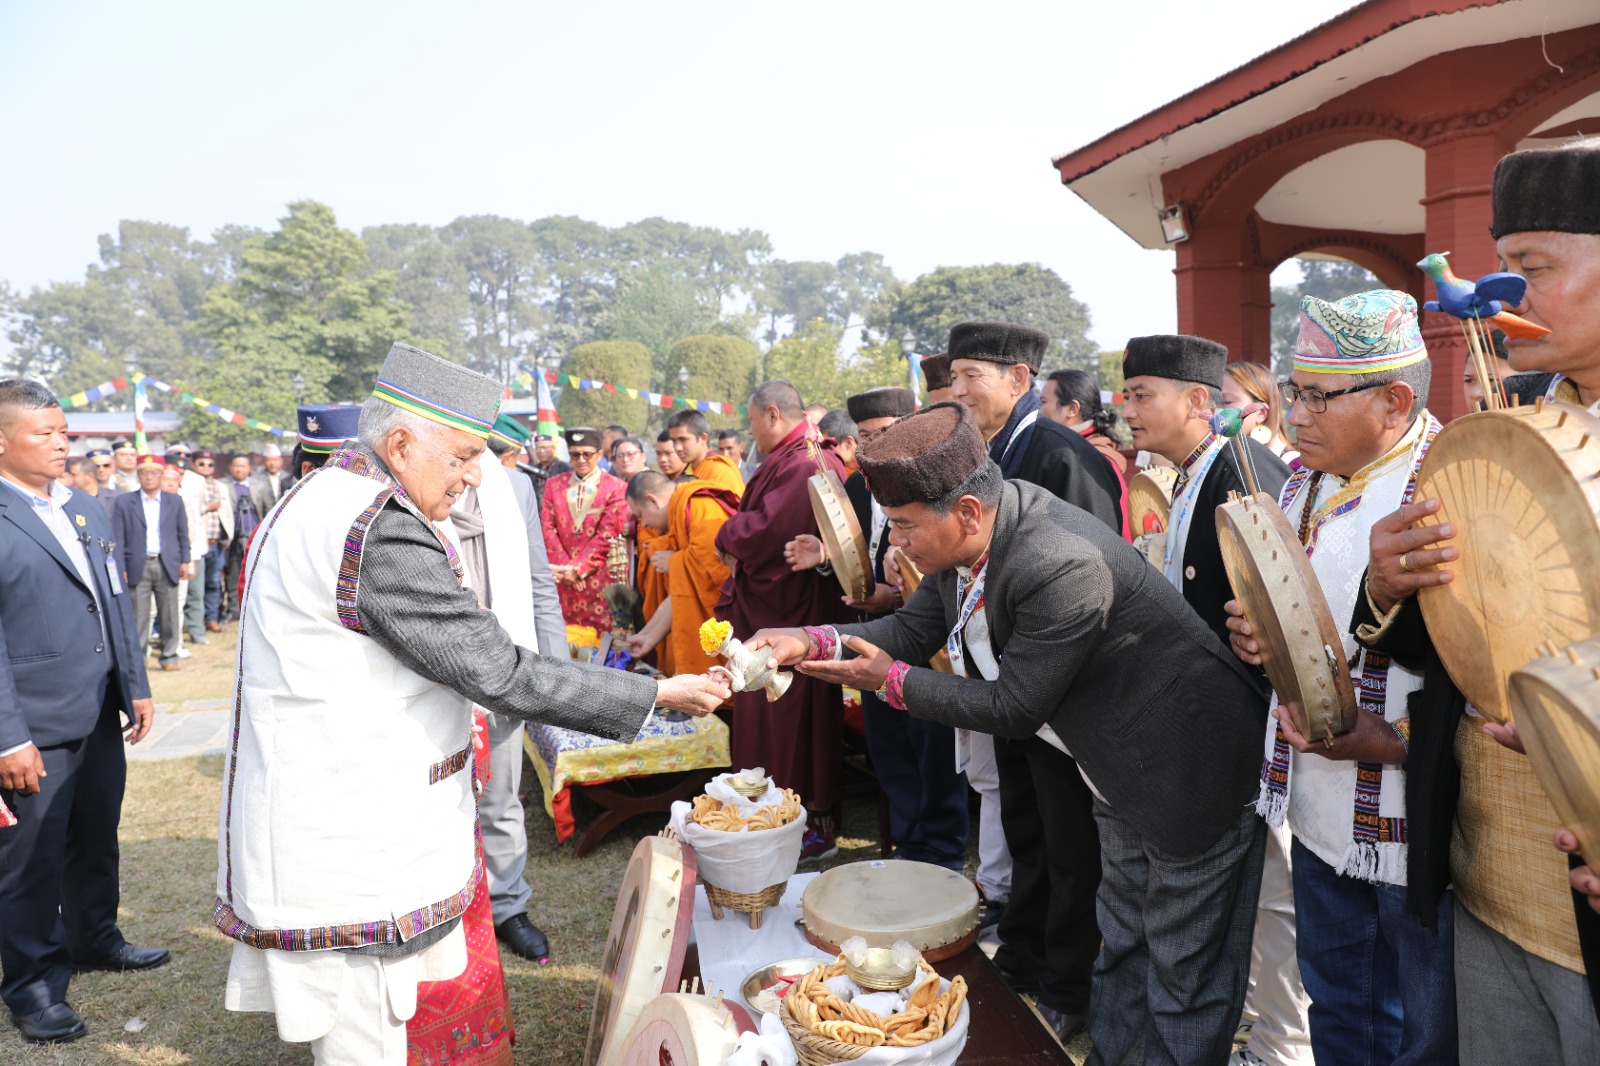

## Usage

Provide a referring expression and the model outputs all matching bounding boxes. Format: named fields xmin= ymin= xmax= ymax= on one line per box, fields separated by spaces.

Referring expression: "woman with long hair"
xmin=1222 ymin=361 xmax=1300 ymax=470
xmin=1041 ymin=368 xmax=1131 ymax=540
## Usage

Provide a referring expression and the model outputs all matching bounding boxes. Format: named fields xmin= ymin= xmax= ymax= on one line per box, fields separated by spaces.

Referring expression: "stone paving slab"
xmin=127 ymin=705 xmax=231 ymax=762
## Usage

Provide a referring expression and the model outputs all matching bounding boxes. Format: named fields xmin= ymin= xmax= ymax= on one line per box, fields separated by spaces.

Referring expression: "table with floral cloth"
xmin=523 ymin=712 xmax=730 ymax=854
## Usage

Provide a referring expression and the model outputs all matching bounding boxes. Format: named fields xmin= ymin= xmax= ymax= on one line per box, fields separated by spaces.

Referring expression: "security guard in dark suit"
xmin=0 ymin=380 xmax=168 ymax=1045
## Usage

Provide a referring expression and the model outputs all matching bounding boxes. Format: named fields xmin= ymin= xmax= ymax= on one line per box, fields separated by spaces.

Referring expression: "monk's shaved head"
xmin=749 ymin=380 xmax=803 ymax=419
xmin=627 ymin=468 xmax=673 ymax=503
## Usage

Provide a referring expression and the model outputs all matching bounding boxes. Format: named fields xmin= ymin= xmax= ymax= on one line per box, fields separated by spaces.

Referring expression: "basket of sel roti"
xmin=780 ymin=939 xmax=969 ymax=1065
xmin=668 ymin=765 xmax=807 ymax=929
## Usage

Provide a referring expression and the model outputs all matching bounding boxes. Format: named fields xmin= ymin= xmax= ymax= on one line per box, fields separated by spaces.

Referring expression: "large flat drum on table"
xmin=801 ymin=859 xmax=979 ymax=963
xmin=1509 ymin=639 xmax=1600 ymax=859
xmin=1217 ymin=491 xmax=1358 ymax=742
xmin=808 ymin=468 xmax=874 ymax=602
xmin=586 ymin=833 xmax=698 ymax=1066
xmin=1416 ymin=402 xmax=1600 ymax=723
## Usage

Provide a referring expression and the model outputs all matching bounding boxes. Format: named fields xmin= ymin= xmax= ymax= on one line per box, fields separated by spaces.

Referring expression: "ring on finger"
xmin=1399 ymin=552 xmax=1411 ymax=572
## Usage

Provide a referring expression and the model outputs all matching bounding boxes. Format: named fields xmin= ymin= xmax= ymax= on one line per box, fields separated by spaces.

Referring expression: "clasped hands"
xmin=783 ymin=534 xmax=902 ymax=614
xmin=744 ymin=627 xmax=893 ymax=692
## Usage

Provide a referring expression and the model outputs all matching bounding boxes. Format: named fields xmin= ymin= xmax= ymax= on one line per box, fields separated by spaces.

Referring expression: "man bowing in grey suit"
xmin=750 ymin=402 xmax=1270 ymax=1066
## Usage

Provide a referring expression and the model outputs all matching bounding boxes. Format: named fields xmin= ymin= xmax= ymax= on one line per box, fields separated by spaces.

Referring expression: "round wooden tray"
xmin=1416 ymin=402 xmax=1600 ymax=723
xmin=1509 ymin=639 xmax=1600 ymax=860
xmin=808 ymin=468 xmax=875 ymax=602
xmin=1216 ymin=491 xmax=1358 ymax=742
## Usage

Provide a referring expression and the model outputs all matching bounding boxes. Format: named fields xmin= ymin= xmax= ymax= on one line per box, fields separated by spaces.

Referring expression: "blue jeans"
xmin=1292 ymin=838 xmax=1457 ymax=1066
xmin=203 ymin=541 xmax=227 ymax=623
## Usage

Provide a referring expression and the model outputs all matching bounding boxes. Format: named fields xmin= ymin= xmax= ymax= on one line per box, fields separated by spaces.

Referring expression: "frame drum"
xmin=808 ymin=468 xmax=875 ymax=602
xmin=801 ymin=859 xmax=979 ymax=963
xmin=610 ymin=993 xmax=754 ymax=1066
xmin=1508 ymin=639 xmax=1600 ymax=860
xmin=1129 ymin=466 xmax=1176 ymax=535
xmin=1416 ymin=402 xmax=1600 ymax=723
xmin=586 ymin=834 xmax=698 ymax=1066
xmin=1216 ymin=491 xmax=1358 ymax=742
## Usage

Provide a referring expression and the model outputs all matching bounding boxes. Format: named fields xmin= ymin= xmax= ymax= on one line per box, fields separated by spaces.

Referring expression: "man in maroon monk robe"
xmin=715 ymin=380 xmax=853 ymax=857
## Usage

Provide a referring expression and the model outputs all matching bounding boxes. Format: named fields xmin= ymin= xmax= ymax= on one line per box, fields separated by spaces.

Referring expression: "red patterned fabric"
xmin=407 ymin=714 xmax=515 ymax=1066
xmin=539 ymin=469 xmax=629 ymax=631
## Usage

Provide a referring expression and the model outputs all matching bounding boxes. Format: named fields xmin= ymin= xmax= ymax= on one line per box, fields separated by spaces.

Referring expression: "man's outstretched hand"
xmin=655 ymin=674 xmax=733 ymax=717
xmin=744 ymin=628 xmax=814 ymax=669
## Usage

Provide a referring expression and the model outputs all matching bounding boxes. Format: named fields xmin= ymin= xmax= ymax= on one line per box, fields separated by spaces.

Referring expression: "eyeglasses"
xmin=1278 ymin=379 xmax=1387 ymax=414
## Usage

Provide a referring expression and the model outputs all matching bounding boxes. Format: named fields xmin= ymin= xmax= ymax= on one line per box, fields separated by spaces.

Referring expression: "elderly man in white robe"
xmin=214 ymin=342 xmax=729 ymax=1064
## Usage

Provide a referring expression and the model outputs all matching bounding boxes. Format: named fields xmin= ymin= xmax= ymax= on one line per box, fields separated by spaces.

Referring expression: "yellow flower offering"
xmin=566 ymin=624 xmax=600 ymax=649
xmin=699 ymin=617 xmax=733 ymax=655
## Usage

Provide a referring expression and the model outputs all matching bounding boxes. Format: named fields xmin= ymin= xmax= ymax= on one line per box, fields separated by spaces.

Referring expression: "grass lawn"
xmin=2 ymin=633 xmax=1089 ymax=1064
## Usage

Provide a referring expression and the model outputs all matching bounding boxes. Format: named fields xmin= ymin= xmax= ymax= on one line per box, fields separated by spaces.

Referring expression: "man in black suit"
xmin=945 ymin=320 xmax=1122 ymax=1040
xmin=753 ymin=402 xmax=1269 ymax=1065
xmin=111 ymin=456 xmax=192 ymax=672
xmin=0 ymin=380 xmax=167 ymax=1045
xmin=1120 ymin=336 xmax=1304 ymax=1064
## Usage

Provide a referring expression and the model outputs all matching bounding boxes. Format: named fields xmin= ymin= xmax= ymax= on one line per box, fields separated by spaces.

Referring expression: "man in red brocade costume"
xmin=714 ymin=381 xmax=853 ymax=857
xmin=540 ymin=427 xmax=628 ymax=633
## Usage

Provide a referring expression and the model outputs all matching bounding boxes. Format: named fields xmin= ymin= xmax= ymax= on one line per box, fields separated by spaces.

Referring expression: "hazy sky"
xmin=0 ymin=0 xmax=1356 ymax=353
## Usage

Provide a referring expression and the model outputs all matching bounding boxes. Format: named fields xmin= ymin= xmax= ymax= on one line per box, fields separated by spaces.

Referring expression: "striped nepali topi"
xmin=1293 ymin=290 xmax=1427 ymax=375
xmin=370 ymin=342 xmax=502 ymax=438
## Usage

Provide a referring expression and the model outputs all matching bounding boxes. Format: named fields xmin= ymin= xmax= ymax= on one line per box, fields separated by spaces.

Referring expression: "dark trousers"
xmin=222 ymin=536 xmax=248 ymax=619
xmin=992 ymin=734 xmax=1102 ymax=1015
xmin=133 ymin=561 xmax=180 ymax=665
xmin=860 ymin=691 xmax=967 ymax=869
xmin=0 ymin=687 xmax=127 ymax=1014
xmin=203 ymin=541 xmax=227 ymax=623
xmin=1089 ymin=800 xmax=1266 ymax=1066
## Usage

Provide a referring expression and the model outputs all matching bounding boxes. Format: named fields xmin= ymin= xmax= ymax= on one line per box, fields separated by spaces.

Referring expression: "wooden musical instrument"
xmin=1216 ymin=491 xmax=1358 ymax=742
xmin=808 ymin=468 xmax=875 ymax=602
xmin=1416 ymin=401 xmax=1600 ymax=723
xmin=1129 ymin=466 xmax=1176 ymax=569
xmin=1508 ymin=639 xmax=1600 ymax=860
xmin=586 ymin=833 xmax=698 ymax=1066
xmin=800 ymin=860 xmax=980 ymax=964
xmin=608 ymin=992 xmax=754 ymax=1066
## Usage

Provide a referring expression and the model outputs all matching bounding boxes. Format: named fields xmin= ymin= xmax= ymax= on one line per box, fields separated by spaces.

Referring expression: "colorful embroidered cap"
xmin=135 ymin=453 xmax=163 ymax=469
xmin=490 ymin=412 xmax=531 ymax=449
xmin=297 ymin=403 xmax=361 ymax=455
xmin=371 ymin=342 xmax=502 ymax=439
xmin=1293 ymin=290 xmax=1427 ymax=375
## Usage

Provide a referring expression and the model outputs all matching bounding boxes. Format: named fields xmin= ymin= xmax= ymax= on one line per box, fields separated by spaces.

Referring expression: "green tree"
xmin=599 ymin=262 xmax=720 ymax=391
xmin=1270 ymin=258 xmax=1383 ymax=376
xmin=443 ymin=215 xmax=544 ymax=383
xmin=764 ymin=319 xmax=846 ymax=410
xmin=869 ymin=263 xmax=1097 ymax=371
xmin=560 ymin=340 xmax=652 ymax=432
xmin=189 ymin=200 xmax=411 ymax=449
xmin=363 ymin=223 xmax=468 ymax=362
xmin=1097 ymin=350 xmax=1126 ymax=396
xmin=668 ymin=335 xmax=758 ymax=432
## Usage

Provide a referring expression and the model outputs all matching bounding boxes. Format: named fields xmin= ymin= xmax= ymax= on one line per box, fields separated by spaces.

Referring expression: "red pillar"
xmin=1420 ymin=131 xmax=1511 ymax=422
xmin=1174 ymin=234 xmax=1273 ymax=365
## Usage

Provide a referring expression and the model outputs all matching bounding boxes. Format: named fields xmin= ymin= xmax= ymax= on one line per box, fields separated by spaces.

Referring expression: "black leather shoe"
xmin=494 ymin=915 xmax=551 ymax=964
xmin=72 ymin=943 xmax=171 ymax=973
xmin=1035 ymin=1003 xmax=1087 ymax=1045
xmin=11 ymin=1002 xmax=87 ymax=1043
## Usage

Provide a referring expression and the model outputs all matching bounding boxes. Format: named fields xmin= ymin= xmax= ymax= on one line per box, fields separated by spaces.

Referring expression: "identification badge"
xmin=105 ymin=556 xmax=124 ymax=596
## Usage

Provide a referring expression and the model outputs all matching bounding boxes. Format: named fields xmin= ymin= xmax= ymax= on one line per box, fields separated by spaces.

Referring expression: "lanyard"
xmin=945 ymin=555 xmax=989 ymax=680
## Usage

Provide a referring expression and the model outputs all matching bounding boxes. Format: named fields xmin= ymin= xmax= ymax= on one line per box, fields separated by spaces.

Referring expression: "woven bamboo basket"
xmin=703 ymin=879 xmax=785 ymax=929
xmin=780 ymin=995 xmax=871 ymax=1065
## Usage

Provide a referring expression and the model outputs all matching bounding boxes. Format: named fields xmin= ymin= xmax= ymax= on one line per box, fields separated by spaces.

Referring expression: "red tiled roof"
xmin=1051 ymin=0 xmax=1488 ymax=182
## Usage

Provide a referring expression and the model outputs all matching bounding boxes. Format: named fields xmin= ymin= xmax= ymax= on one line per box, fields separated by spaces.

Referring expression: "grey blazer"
xmin=839 ymin=480 xmax=1267 ymax=858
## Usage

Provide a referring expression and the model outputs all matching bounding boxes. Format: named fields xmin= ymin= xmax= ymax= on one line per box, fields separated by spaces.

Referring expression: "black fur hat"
xmin=1122 ymin=335 xmax=1228 ymax=391
xmin=948 ymin=322 xmax=1050 ymax=373
xmin=1490 ymin=141 xmax=1600 ymax=239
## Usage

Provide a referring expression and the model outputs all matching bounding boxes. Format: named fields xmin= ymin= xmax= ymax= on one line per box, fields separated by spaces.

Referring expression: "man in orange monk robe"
xmin=666 ymin=410 xmax=745 ymax=496
xmin=623 ymin=470 xmax=739 ymax=677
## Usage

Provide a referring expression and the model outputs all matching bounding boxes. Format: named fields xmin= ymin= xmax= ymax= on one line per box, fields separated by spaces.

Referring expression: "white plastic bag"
xmin=668 ymin=770 xmax=807 ymax=894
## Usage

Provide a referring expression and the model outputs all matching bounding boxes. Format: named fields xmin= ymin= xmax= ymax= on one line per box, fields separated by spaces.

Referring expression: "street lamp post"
xmin=678 ymin=365 xmax=690 ymax=391
xmin=292 ymin=372 xmax=306 ymax=407
xmin=901 ymin=331 xmax=916 ymax=359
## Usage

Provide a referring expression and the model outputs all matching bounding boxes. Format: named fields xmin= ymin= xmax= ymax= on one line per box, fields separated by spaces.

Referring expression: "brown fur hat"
xmin=858 ymin=402 xmax=986 ymax=507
